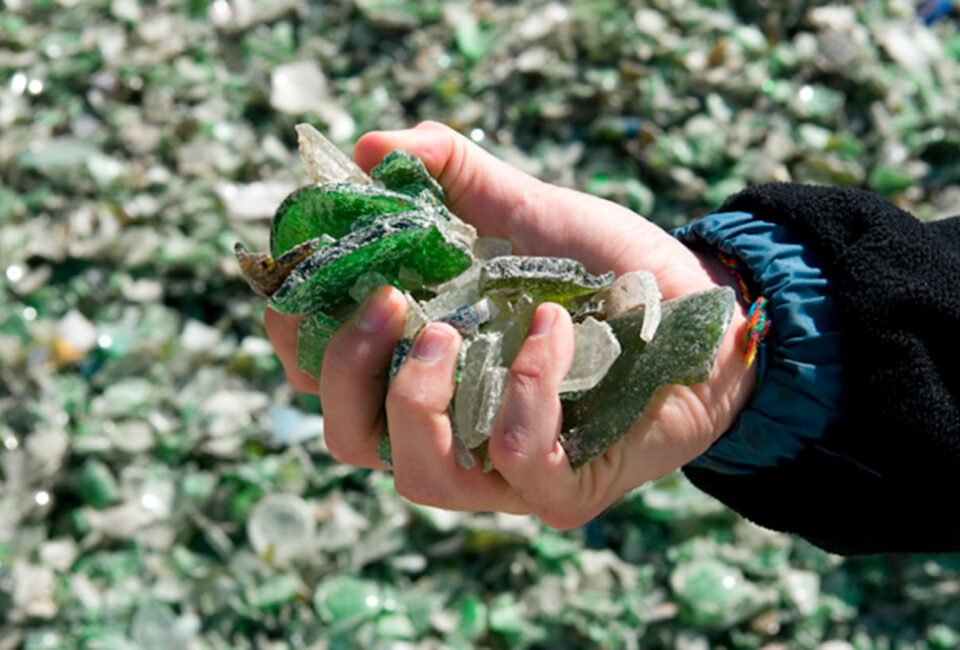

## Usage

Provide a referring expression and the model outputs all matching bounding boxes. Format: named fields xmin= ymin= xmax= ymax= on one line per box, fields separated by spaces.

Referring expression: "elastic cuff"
xmin=673 ymin=211 xmax=843 ymax=475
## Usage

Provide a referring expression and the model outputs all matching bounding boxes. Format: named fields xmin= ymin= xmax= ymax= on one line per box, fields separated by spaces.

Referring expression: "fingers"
xmin=318 ymin=286 xmax=407 ymax=468
xmin=355 ymin=121 xmax=544 ymax=244
xmin=263 ymin=308 xmax=317 ymax=393
xmin=353 ymin=121 xmax=660 ymax=276
xmin=487 ymin=303 xmax=594 ymax=528
xmin=387 ymin=323 xmax=529 ymax=513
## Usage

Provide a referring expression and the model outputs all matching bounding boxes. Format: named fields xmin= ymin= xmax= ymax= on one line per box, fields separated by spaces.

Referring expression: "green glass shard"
xmin=377 ymin=432 xmax=393 ymax=467
xmin=371 ymin=149 xmax=446 ymax=206
xmin=480 ymin=256 xmax=614 ymax=306
xmin=296 ymin=312 xmax=341 ymax=381
xmin=269 ymin=213 xmax=472 ymax=315
xmin=561 ymin=287 xmax=734 ymax=468
xmin=270 ymin=183 xmax=419 ymax=257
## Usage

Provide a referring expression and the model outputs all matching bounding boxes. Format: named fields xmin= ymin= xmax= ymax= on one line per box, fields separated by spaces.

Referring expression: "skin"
xmin=265 ymin=121 xmax=756 ymax=529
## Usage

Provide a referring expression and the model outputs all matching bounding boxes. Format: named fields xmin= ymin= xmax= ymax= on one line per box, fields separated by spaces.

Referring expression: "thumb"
xmin=354 ymin=121 xmax=542 ymax=239
xmin=353 ymin=121 xmax=655 ymax=274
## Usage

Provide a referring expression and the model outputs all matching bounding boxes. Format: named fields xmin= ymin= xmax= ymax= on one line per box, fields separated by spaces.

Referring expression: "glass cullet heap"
xmin=237 ymin=125 xmax=734 ymax=469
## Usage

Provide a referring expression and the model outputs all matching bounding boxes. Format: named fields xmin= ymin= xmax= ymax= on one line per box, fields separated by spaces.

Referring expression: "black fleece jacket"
xmin=682 ymin=183 xmax=960 ymax=555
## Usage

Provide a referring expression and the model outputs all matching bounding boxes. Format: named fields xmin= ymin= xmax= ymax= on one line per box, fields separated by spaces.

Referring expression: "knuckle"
xmin=441 ymin=138 xmax=476 ymax=207
xmin=323 ymin=433 xmax=356 ymax=465
xmin=385 ymin=381 xmax=433 ymax=417
xmin=508 ymin=359 xmax=546 ymax=394
xmin=490 ymin=423 xmax=534 ymax=465
xmin=415 ymin=119 xmax=446 ymax=131
xmin=393 ymin=473 xmax=442 ymax=506
xmin=288 ymin=373 xmax=319 ymax=394
xmin=538 ymin=508 xmax=588 ymax=531
xmin=323 ymin=330 xmax=381 ymax=376
xmin=535 ymin=495 xmax=593 ymax=530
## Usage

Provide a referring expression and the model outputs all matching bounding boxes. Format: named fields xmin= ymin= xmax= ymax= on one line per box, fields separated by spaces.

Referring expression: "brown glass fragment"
xmin=235 ymin=238 xmax=322 ymax=297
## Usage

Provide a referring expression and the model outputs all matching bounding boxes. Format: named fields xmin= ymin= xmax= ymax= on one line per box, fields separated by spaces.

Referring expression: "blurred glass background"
xmin=2 ymin=1 xmax=959 ymax=648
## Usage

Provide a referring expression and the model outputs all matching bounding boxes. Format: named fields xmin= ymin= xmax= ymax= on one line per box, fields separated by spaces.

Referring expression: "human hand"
xmin=265 ymin=121 xmax=755 ymax=527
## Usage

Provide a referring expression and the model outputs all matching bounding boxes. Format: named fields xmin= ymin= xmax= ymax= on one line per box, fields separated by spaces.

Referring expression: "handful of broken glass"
xmin=237 ymin=126 xmax=734 ymax=471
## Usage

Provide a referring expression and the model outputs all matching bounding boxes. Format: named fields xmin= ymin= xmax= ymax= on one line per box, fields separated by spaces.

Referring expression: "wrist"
xmin=674 ymin=211 xmax=843 ymax=475
xmin=689 ymin=249 xmax=760 ymax=442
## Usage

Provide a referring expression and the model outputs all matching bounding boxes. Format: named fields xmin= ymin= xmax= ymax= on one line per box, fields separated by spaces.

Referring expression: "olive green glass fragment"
xmin=561 ymin=287 xmax=734 ymax=468
xmin=270 ymin=183 xmax=419 ymax=257
xmin=480 ymin=256 xmax=614 ymax=306
xmin=377 ymin=431 xmax=393 ymax=467
xmin=269 ymin=214 xmax=472 ymax=315
xmin=296 ymin=312 xmax=341 ymax=381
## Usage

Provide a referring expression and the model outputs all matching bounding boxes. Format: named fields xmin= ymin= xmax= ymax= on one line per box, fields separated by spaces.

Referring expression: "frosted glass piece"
xmin=454 ymin=334 xmax=502 ymax=449
xmin=474 ymin=366 xmax=508 ymax=439
xmin=247 ymin=493 xmax=316 ymax=562
xmin=451 ymin=431 xmax=476 ymax=470
xmin=429 ymin=262 xmax=481 ymax=294
xmin=496 ymin=293 xmax=537 ymax=366
xmin=422 ymin=289 xmax=480 ymax=321
xmin=559 ymin=317 xmax=622 ymax=393
xmin=402 ymin=292 xmax=429 ymax=340
xmin=597 ymin=269 xmax=662 ymax=342
xmin=442 ymin=217 xmax=478 ymax=252
xmin=473 ymin=236 xmax=512 ymax=260
xmin=296 ymin=123 xmax=372 ymax=185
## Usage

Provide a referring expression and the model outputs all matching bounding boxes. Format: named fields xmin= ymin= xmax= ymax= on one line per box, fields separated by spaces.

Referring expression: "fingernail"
xmin=356 ymin=288 xmax=395 ymax=332
xmin=527 ymin=305 xmax=556 ymax=338
xmin=411 ymin=324 xmax=452 ymax=363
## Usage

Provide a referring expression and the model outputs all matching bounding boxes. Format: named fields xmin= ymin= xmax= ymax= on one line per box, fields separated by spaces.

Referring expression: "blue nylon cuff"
xmin=672 ymin=211 xmax=843 ymax=475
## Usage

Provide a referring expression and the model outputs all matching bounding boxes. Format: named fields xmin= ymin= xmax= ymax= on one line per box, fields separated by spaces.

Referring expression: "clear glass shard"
xmin=429 ymin=261 xmax=481 ymax=294
xmin=492 ymin=293 xmax=537 ymax=366
xmin=559 ymin=317 xmax=622 ymax=394
xmin=402 ymin=293 xmax=429 ymax=340
xmin=451 ymin=427 xmax=477 ymax=470
xmin=473 ymin=236 xmax=512 ymax=260
xmin=453 ymin=333 xmax=503 ymax=449
xmin=474 ymin=366 xmax=508 ymax=439
xmin=441 ymin=217 xmax=478 ymax=254
xmin=596 ymin=269 xmax=662 ymax=342
xmin=422 ymin=288 xmax=481 ymax=321
xmin=296 ymin=123 xmax=372 ymax=185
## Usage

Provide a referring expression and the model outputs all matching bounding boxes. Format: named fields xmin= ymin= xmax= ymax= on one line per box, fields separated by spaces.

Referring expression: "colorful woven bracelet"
xmin=716 ymin=252 xmax=771 ymax=370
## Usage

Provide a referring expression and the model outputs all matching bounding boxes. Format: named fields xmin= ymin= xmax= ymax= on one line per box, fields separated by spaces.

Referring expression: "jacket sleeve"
xmin=676 ymin=183 xmax=960 ymax=555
